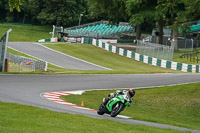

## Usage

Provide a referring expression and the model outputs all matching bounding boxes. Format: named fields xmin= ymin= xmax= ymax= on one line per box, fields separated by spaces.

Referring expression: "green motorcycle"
xmin=97 ymin=94 xmax=131 ymax=117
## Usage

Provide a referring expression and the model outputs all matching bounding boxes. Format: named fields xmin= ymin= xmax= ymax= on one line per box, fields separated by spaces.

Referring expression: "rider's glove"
xmin=108 ymin=93 xmax=114 ymax=98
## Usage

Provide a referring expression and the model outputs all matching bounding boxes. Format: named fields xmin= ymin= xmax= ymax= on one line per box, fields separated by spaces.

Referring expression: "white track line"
xmin=35 ymin=43 xmax=112 ymax=70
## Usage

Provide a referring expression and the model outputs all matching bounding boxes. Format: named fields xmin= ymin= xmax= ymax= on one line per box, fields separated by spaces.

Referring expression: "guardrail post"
xmin=2 ymin=29 xmax=12 ymax=72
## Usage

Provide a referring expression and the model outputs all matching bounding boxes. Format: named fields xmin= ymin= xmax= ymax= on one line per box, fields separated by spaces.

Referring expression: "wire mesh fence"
xmin=177 ymin=38 xmax=200 ymax=52
xmin=145 ymin=36 xmax=199 ymax=52
xmin=6 ymin=52 xmax=47 ymax=72
xmin=136 ymin=40 xmax=174 ymax=61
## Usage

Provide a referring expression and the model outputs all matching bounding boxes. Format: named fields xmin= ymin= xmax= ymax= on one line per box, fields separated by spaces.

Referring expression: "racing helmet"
xmin=128 ymin=89 xmax=135 ymax=97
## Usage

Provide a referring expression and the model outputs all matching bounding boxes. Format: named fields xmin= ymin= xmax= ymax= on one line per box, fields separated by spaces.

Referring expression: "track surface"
xmin=8 ymin=42 xmax=109 ymax=70
xmin=4 ymin=42 xmax=200 ymax=132
xmin=0 ymin=74 xmax=200 ymax=132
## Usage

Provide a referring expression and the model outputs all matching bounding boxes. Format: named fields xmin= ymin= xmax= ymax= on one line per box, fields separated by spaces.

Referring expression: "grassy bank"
xmin=1 ymin=23 xmax=199 ymax=66
xmin=0 ymin=24 xmax=51 ymax=42
xmin=44 ymin=43 xmax=178 ymax=74
xmin=0 ymin=102 xmax=186 ymax=133
xmin=60 ymin=82 xmax=200 ymax=130
xmin=6 ymin=44 xmax=179 ymax=74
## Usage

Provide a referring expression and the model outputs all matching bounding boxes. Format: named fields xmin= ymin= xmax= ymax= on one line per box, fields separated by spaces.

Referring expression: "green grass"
xmin=5 ymin=43 xmax=181 ymax=74
xmin=1 ymin=23 xmax=199 ymax=66
xmin=60 ymin=82 xmax=200 ymax=130
xmin=173 ymin=49 xmax=200 ymax=65
xmin=0 ymin=24 xmax=51 ymax=42
xmin=0 ymin=102 xmax=186 ymax=133
xmin=44 ymin=43 xmax=179 ymax=74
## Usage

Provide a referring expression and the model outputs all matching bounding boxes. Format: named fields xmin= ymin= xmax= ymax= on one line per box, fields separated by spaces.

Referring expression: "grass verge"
xmin=0 ymin=24 xmax=51 ymax=42
xmin=1 ymin=23 xmax=199 ymax=66
xmin=173 ymin=49 xmax=200 ymax=65
xmin=60 ymin=82 xmax=200 ymax=130
xmin=0 ymin=102 xmax=186 ymax=133
xmin=6 ymin=43 xmax=180 ymax=74
xmin=44 ymin=43 xmax=179 ymax=74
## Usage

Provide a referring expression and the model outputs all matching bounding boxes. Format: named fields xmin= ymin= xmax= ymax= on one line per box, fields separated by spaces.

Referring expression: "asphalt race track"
xmin=3 ymin=42 xmax=200 ymax=132
xmin=8 ymin=42 xmax=110 ymax=70
xmin=0 ymin=74 xmax=200 ymax=133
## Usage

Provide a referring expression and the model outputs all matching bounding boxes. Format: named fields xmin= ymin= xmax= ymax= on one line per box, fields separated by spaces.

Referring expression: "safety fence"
xmin=136 ymin=40 xmax=174 ymax=61
xmin=6 ymin=52 xmax=47 ymax=72
xmin=81 ymin=37 xmax=200 ymax=73
xmin=144 ymin=36 xmax=199 ymax=51
xmin=0 ymin=29 xmax=12 ymax=72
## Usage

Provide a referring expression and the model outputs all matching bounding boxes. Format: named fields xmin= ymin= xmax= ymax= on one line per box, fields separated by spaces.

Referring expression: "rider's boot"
xmin=103 ymin=98 xmax=109 ymax=105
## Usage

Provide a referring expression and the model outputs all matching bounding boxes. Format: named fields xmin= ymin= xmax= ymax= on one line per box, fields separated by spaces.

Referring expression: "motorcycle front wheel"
xmin=97 ymin=104 xmax=105 ymax=115
xmin=111 ymin=102 xmax=125 ymax=117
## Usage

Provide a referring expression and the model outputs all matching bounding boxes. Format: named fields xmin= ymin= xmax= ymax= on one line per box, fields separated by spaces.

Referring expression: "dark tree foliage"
xmin=36 ymin=0 xmax=86 ymax=26
xmin=3 ymin=0 xmax=88 ymax=26
xmin=157 ymin=0 xmax=186 ymax=50
xmin=2 ymin=0 xmax=200 ymax=43
xmin=9 ymin=0 xmax=22 ymax=12
xmin=87 ymin=0 xmax=128 ymax=24
xmin=0 ymin=0 xmax=8 ymax=21
xmin=185 ymin=0 xmax=200 ymax=21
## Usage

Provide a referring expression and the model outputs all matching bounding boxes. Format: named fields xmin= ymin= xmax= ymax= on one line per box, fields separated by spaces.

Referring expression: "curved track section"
xmin=0 ymin=74 xmax=200 ymax=132
xmin=8 ymin=42 xmax=110 ymax=70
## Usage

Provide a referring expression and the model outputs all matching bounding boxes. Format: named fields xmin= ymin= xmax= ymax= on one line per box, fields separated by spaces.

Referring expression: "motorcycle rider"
xmin=103 ymin=89 xmax=135 ymax=106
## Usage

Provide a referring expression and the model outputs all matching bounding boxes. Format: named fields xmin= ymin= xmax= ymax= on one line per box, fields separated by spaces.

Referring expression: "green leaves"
xmin=9 ymin=0 xmax=22 ymax=12
xmin=87 ymin=0 xmax=128 ymax=23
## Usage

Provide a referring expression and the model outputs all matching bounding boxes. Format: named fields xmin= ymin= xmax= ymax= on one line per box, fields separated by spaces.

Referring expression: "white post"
xmin=191 ymin=39 xmax=194 ymax=51
xmin=45 ymin=62 xmax=48 ymax=72
xmin=61 ymin=26 xmax=63 ymax=32
xmin=2 ymin=29 xmax=12 ymax=72
xmin=52 ymin=25 xmax=55 ymax=38
xmin=79 ymin=14 xmax=83 ymax=27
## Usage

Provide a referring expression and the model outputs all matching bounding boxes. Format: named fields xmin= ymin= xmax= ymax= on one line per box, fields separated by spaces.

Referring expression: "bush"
xmin=195 ymin=34 xmax=200 ymax=41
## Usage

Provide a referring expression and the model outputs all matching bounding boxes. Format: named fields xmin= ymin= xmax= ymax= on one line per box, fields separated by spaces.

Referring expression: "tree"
xmin=87 ymin=0 xmax=128 ymax=23
xmin=36 ymin=0 xmax=87 ymax=26
xmin=157 ymin=0 xmax=186 ymax=50
xmin=0 ymin=0 xmax=9 ymax=21
xmin=9 ymin=0 xmax=22 ymax=12
xmin=185 ymin=0 xmax=200 ymax=21
xmin=24 ymin=0 xmax=45 ymax=24
xmin=126 ymin=0 xmax=161 ymax=41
